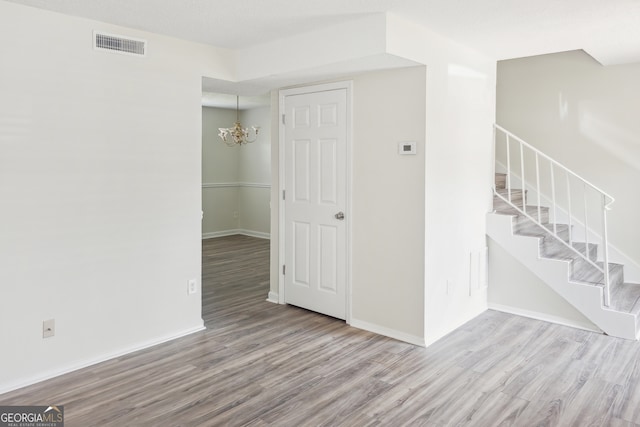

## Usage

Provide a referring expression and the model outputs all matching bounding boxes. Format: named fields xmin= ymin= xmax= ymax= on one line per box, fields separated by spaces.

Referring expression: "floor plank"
xmin=2 ymin=235 xmax=640 ymax=426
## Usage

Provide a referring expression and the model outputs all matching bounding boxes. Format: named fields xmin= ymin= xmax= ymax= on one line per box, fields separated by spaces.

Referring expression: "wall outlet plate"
xmin=43 ymin=319 xmax=55 ymax=338
xmin=188 ymin=279 xmax=197 ymax=295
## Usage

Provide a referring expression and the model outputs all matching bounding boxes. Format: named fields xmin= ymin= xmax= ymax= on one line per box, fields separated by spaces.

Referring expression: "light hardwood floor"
xmin=2 ymin=235 xmax=640 ymax=426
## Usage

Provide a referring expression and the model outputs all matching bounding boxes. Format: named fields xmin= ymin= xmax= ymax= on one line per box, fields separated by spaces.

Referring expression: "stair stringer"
xmin=487 ymin=212 xmax=637 ymax=340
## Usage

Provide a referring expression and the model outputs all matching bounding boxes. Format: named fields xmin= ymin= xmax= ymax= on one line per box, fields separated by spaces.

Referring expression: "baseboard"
xmin=266 ymin=291 xmax=279 ymax=304
xmin=202 ymin=229 xmax=242 ymax=239
xmin=239 ymin=230 xmax=270 ymax=240
xmin=349 ymin=319 xmax=425 ymax=347
xmin=488 ymin=303 xmax=602 ymax=333
xmin=0 ymin=324 xmax=206 ymax=396
xmin=202 ymin=182 xmax=270 ymax=189
xmin=202 ymin=229 xmax=270 ymax=240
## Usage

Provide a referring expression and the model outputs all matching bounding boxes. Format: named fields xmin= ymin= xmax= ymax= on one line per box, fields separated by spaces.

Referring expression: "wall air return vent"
xmin=93 ymin=31 xmax=146 ymax=57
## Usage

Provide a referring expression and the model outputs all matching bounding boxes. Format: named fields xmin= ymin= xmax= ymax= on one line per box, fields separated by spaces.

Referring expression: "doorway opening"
xmin=201 ymin=91 xmax=272 ymax=325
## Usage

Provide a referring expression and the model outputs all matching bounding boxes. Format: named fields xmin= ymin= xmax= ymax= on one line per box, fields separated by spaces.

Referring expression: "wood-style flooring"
xmin=3 ymin=235 xmax=640 ymax=426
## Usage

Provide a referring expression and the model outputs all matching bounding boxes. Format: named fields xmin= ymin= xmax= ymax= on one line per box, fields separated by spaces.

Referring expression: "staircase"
xmin=487 ymin=126 xmax=640 ymax=340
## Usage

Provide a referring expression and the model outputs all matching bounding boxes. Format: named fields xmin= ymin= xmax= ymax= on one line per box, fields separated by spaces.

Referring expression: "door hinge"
xmin=282 ymin=190 xmax=286 ymax=200
xmin=282 ymin=114 xmax=286 ymax=125
xmin=282 ymin=265 xmax=286 ymax=275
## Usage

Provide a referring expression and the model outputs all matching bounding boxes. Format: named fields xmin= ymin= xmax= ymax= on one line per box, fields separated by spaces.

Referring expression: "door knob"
xmin=335 ymin=211 xmax=345 ymax=220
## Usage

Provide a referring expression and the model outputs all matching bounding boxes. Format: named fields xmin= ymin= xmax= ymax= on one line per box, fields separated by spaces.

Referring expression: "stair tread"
xmin=496 ymin=188 xmax=526 ymax=196
xmin=494 ymin=204 xmax=549 ymax=217
xmin=540 ymin=240 xmax=598 ymax=262
xmin=514 ymin=220 xmax=570 ymax=238
xmin=570 ymin=260 xmax=624 ymax=287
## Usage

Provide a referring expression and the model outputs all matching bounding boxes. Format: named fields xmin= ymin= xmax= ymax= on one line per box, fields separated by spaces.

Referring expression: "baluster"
xmin=492 ymin=125 xmax=497 ymax=192
xmin=506 ymin=134 xmax=511 ymax=202
xmin=551 ymin=163 xmax=557 ymax=235
xmin=520 ymin=141 xmax=526 ymax=211
xmin=535 ymin=153 xmax=541 ymax=222
xmin=602 ymin=194 xmax=611 ymax=307
xmin=584 ymin=183 xmax=589 ymax=251
xmin=566 ymin=172 xmax=573 ymax=248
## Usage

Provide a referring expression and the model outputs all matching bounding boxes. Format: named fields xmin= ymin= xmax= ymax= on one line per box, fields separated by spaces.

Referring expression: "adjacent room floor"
xmin=2 ymin=235 xmax=640 ymax=426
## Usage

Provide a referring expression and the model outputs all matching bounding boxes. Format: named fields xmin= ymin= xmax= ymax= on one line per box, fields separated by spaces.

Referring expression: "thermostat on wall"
xmin=398 ymin=141 xmax=416 ymax=155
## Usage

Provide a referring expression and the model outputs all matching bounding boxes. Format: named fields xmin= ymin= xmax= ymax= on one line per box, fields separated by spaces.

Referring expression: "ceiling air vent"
xmin=93 ymin=31 xmax=146 ymax=57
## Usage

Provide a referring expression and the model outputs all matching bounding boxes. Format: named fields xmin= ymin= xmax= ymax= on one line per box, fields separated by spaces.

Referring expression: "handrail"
xmin=494 ymin=124 xmax=615 ymax=207
xmin=493 ymin=124 xmax=614 ymax=307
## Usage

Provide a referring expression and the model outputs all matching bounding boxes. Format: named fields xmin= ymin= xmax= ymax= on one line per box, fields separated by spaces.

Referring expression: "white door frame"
xmin=278 ymin=81 xmax=353 ymax=324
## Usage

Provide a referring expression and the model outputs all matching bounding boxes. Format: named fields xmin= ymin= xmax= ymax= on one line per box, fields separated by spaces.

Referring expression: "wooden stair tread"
xmin=494 ymin=205 xmax=549 ymax=217
xmin=570 ymin=259 xmax=624 ymax=288
xmin=540 ymin=239 xmax=598 ymax=262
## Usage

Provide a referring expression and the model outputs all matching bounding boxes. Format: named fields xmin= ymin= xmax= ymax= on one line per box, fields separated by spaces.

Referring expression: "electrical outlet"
xmin=187 ymin=279 xmax=197 ymax=295
xmin=43 ymin=319 xmax=55 ymax=338
xmin=446 ymin=279 xmax=452 ymax=295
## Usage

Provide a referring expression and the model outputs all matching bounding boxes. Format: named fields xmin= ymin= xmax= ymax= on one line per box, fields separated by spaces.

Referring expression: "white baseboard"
xmin=202 ymin=229 xmax=270 ymax=240
xmin=202 ymin=229 xmax=242 ymax=239
xmin=349 ymin=318 xmax=425 ymax=347
xmin=0 ymin=324 xmax=206 ymax=396
xmin=488 ymin=303 xmax=602 ymax=333
xmin=266 ymin=291 xmax=279 ymax=304
xmin=240 ymin=230 xmax=270 ymax=240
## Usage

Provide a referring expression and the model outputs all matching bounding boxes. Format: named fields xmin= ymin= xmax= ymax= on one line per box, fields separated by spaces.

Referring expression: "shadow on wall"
xmin=578 ymin=107 xmax=640 ymax=172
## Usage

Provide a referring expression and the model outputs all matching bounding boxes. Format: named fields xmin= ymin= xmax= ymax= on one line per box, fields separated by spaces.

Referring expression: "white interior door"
xmin=283 ymin=87 xmax=348 ymax=320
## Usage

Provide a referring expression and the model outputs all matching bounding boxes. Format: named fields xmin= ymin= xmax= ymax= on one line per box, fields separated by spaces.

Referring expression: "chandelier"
xmin=218 ymin=96 xmax=260 ymax=147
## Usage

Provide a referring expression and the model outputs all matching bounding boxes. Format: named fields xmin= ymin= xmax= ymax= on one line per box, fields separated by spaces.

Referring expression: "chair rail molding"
xmin=202 ymin=182 xmax=271 ymax=189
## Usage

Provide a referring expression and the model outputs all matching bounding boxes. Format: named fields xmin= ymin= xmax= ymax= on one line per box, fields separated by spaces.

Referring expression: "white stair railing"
xmin=493 ymin=124 xmax=615 ymax=307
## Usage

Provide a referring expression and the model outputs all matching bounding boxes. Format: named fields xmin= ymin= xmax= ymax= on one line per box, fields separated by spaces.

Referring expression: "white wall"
xmin=497 ymin=50 xmax=640 ymax=266
xmin=0 ymin=2 xmax=231 ymax=392
xmin=386 ymin=15 xmax=497 ymax=345
xmin=202 ymin=105 xmax=271 ymax=238
xmin=350 ymin=67 xmax=427 ymax=342
xmin=487 ymin=238 xmax=599 ymax=331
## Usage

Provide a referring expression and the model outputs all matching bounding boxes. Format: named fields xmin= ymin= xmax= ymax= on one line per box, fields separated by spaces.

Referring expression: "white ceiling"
xmin=7 ymin=0 xmax=640 ymax=65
